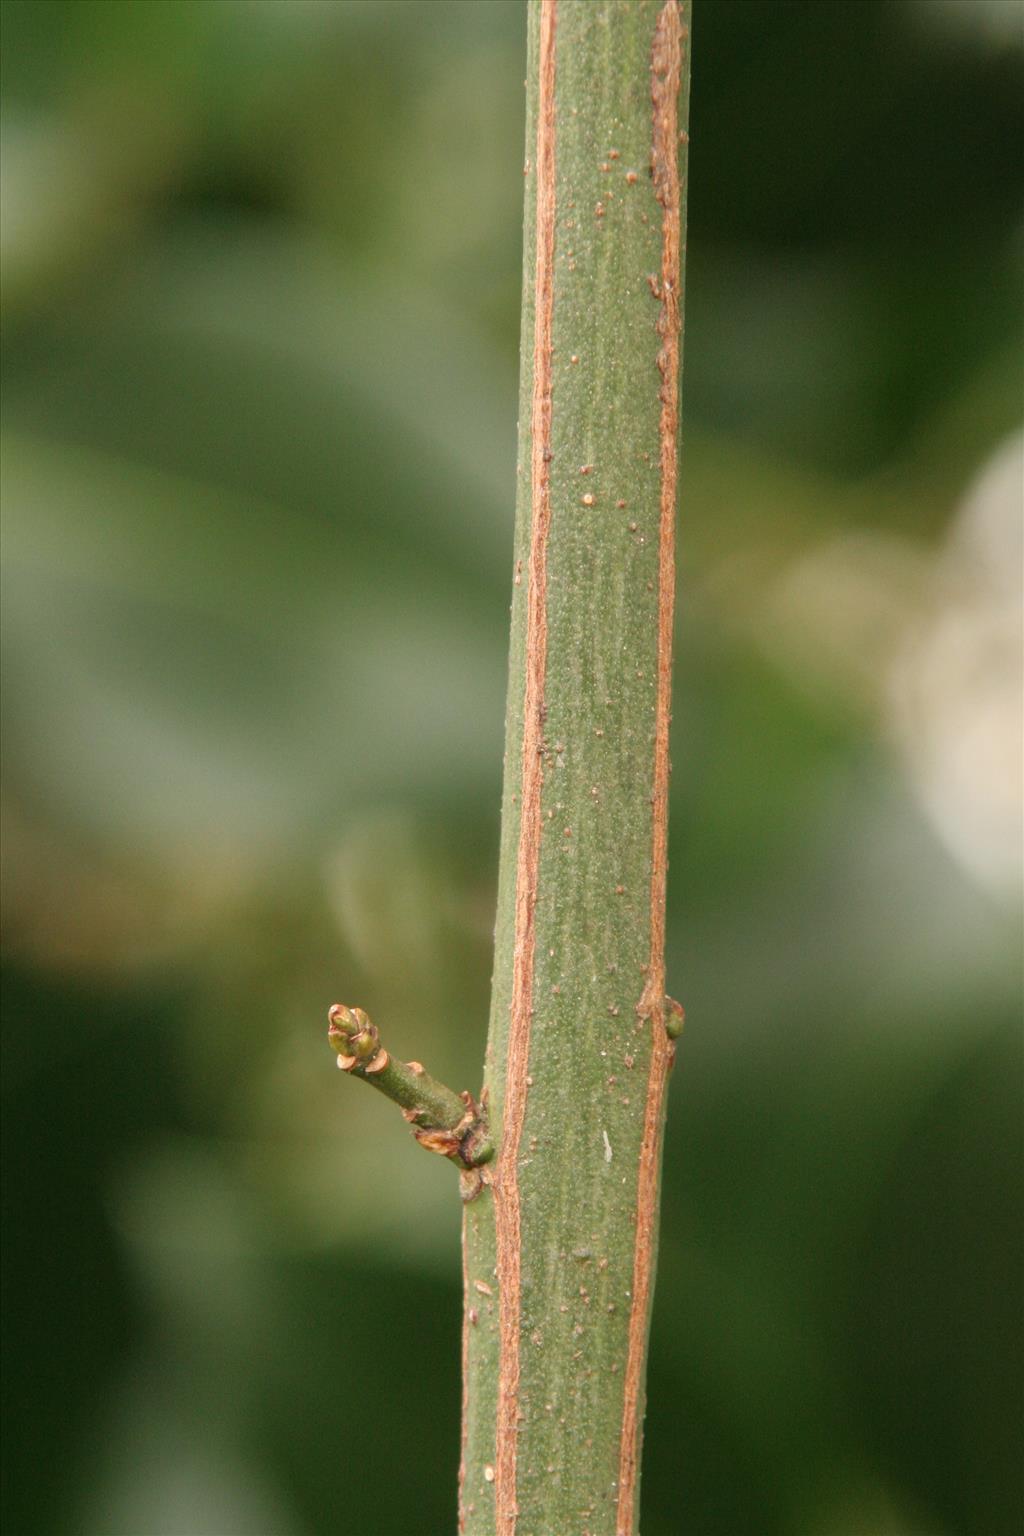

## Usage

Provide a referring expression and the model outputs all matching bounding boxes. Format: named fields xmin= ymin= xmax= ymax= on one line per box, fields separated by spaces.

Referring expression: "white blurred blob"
xmin=804 ymin=1476 xmax=942 ymax=1536
xmin=90 ymin=1142 xmax=300 ymax=1536
xmin=758 ymin=432 xmax=1023 ymax=902
xmin=888 ymin=433 xmax=1023 ymax=899
xmin=761 ymin=529 xmax=931 ymax=715
xmin=912 ymin=0 xmax=1024 ymax=51
xmin=83 ymin=1386 xmax=302 ymax=1536
xmin=0 ymin=120 xmax=97 ymax=296
xmin=324 ymin=808 xmax=445 ymax=982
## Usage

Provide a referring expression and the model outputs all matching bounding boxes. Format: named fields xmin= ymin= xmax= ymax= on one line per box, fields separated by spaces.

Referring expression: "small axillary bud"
xmin=664 ymin=996 xmax=685 ymax=1040
xmin=327 ymin=1003 xmax=387 ymax=1073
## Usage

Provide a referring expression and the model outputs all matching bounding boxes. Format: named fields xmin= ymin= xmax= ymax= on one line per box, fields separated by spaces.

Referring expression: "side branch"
xmin=327 ymin=1005 xmax=494 ymax=1170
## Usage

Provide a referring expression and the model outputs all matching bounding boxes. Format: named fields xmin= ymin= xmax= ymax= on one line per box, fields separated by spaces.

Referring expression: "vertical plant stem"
xmin=460 ymin=4 xmax=691 ymax=1534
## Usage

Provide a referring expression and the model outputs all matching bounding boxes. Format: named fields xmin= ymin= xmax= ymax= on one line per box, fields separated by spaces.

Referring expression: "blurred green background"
xmin=2 ymin=2 xmax=1021 ymax=1533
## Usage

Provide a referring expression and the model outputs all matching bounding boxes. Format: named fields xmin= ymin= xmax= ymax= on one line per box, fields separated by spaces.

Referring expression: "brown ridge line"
xmin=458 ymin=1214 xmax=470 ymax=1532
xmin=618 ymin=3 xmax=684 ymax=1533
xmin=494 ymin=0 xmax=557 ymax=1529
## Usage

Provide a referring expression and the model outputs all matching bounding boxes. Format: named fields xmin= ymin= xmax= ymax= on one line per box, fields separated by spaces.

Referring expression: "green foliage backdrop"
xmin=2 ymin=3 xmax=1021 ymax=1533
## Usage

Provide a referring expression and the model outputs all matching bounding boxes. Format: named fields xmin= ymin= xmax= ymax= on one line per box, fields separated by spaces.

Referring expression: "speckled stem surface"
xmin=460 ymin=5 xmax=691 ymax=1534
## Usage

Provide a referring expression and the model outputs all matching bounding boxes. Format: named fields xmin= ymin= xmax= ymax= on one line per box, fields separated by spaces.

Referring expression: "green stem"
xmin=460 ymin=4 xmax=691 ymax=1534
xmin=327 ymin=1005 xmax=493 ymax=1170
